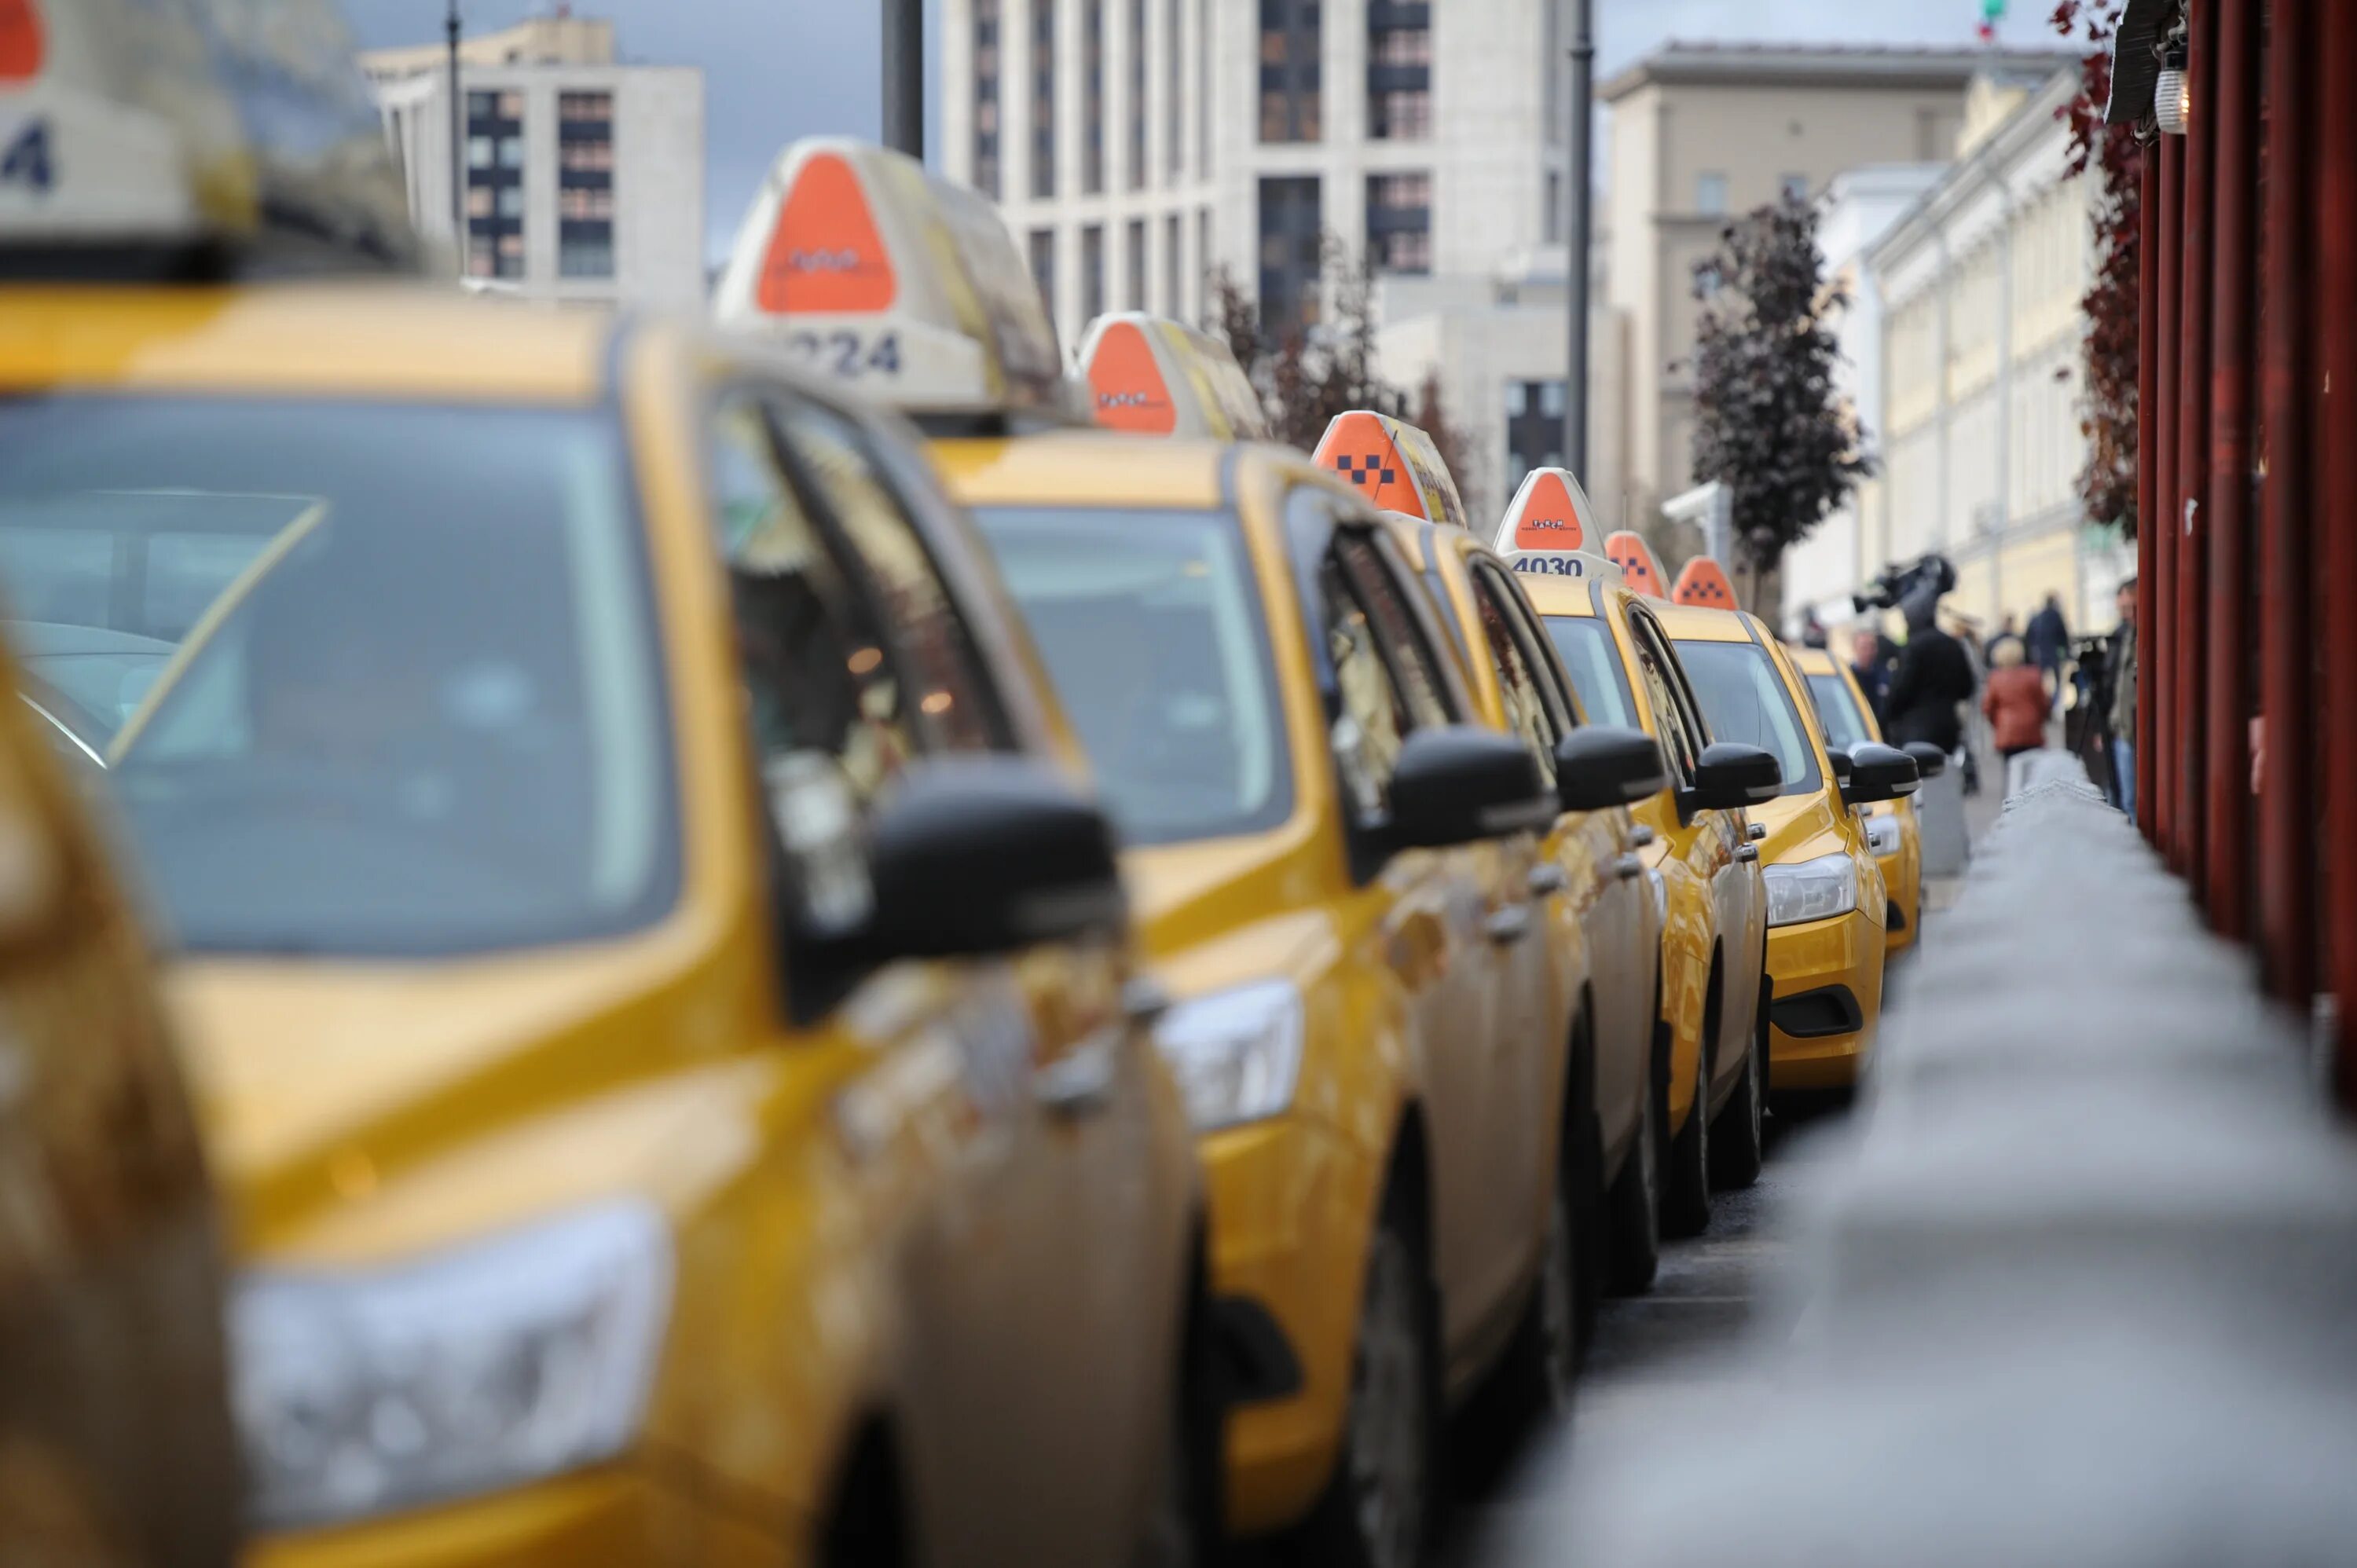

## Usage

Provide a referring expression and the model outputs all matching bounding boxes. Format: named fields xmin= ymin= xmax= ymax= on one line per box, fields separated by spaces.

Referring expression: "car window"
xmin=1624 ymin=612 xmax=1701 ymax=786
xmin=1805 ymin=672 xmax=1873 ymax=751
xmin=1466 ymin=562 xmax=1559 ymax=786
xmin=1314 ymin=533 xmax=1431 ymax=825
xmin=1671 ymin=638 xmax=1825 ymax=796
xmin=1541 ymin=613 xmax=1637 ymax=732
xmin=1336 ymin=530 xmax=1450 ymax=727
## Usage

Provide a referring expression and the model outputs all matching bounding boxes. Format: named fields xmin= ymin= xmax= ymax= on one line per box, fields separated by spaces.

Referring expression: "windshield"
xmin=1542 ymin=614 xmax=1636 ymax=729
xmin=1805 ymin=672 xmax=1874 ymax=752
xmin=1672 ymin=640 xmax=1824 ymax=796
xmin=0 ymin=397 xmax=676 ymax=957
xmin=973 ymin=506 xmax=1290 ymax=847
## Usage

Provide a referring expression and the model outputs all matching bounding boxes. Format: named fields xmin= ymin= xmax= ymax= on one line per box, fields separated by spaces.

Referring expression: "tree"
xmin=1688 ymin=192 xmax=1873 ymax=610
xmin=2053 ymin=0 xmax=2143 ymax=538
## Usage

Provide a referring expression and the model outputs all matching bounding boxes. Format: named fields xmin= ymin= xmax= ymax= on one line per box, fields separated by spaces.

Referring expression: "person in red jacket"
xmin=1981 ymin=636 xmax=2049 ymax=761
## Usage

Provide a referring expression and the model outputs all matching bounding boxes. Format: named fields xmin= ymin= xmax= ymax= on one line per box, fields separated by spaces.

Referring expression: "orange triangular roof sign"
xmin=1604 ymin=530 xmax=1667 ymax=599
xmin=753 ymin=148 xmax=898 ymax=314
xmin=0 ymin=0 xmax=44 ymax=82
xmin=1670 ymin=557 xmax=1739 ymax=610
xmin=1503 ymin=469 xmax=1589 ymax=553
xmin=1084 ymin=318 xmax=1179 ymax=434
xmin=1312 ymin=410 xmax=1468 ymax=529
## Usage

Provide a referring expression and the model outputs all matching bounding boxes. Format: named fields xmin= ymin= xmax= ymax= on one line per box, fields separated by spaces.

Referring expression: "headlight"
xmin=1863 ymin=815 xmax=1904 ymax=858
xmin=1763 ymin=852 xmax=1858 ymax=927
xmin=1157 ymin=979 xmax=1304 ymax=1130
xmin=233 ymin=1202 xmax=672 ymax=1530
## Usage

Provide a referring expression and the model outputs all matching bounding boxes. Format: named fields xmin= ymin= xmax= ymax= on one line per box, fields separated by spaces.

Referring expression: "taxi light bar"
xmin=1311 ymin=410 xmax=1468 ymax=531
xmin=1074 ymin=312 xmax=1270 ymax=441
xmin=0 ymin=0 xmax=420 ymax=273
xmin=1670 ymin=556 xmax=1740 ymax=610
xmin=1494 ymin=466 xmax=1600 ymax=556
xmin=714 ymin=137 xmax=1079 ymax=422
xmin=1603 ymin=529 xmax=1669 ymax=599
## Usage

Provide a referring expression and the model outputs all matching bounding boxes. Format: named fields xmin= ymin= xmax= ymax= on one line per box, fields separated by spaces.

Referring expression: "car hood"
xmin=1123 ymin=827 xmax=1332 ymax=998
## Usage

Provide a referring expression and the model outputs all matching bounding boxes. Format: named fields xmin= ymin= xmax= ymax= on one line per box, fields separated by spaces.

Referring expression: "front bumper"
xmin=248 ymin=1462 xmax=792 ymax=1568
xmin=1197 ymin=1114 xmax=1381 ymax=1539
xmin=1765 ymin=908 xmax=1885 ymax=1091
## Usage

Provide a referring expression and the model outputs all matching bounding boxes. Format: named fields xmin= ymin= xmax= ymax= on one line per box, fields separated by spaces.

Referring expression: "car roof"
xmin=1516 ymin=571 xmax=1598 ymax=617
xmin=1654 ymin=601 xmax=1758 ymax=643
xmin=1790 ymin=645 xmax=1839 ymax=675
xmin=930 ymin=430 xmax=1241 ymax=511
xmin=0 ymin=285 xmax=614 ymax=403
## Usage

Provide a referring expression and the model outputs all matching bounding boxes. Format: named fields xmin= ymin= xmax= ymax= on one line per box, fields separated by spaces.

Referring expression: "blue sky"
xmin=336 ymin=0 xmax=2083 ymax=262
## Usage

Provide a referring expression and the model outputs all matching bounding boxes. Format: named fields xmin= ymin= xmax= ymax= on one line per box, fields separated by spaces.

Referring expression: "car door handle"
xmin=1626 ymin=825 xmax=1657 ymax=849
xmin=1736 ymin=844 xmax=1760 ymax=863
xmin=1747 ymin=822 xmax=1768 ymax=841
xmin=1613 ymin=854 xmax=1644 ymax=881
xmin=1527 ymin=863 xmax=1568 ymax=897
xmin=1485 ymin=904 xmax=1534 ymax=946
xmin=1035 ymin=1039 xmax=1120 ymax=1119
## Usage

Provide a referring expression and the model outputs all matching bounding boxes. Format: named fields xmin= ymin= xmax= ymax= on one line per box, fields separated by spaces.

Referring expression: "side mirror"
xmin=1844 ymin=742 xmax=1922 ymax=806
xmin=1685 ymin=741 xmax=1782 ymax=813
xmin=1903 ymin=741 xmax=1948 ymax=780
xmin=1824 ymin=747 xmax=1853 ymax=793
xmin=1390 ymin=727 xmax=1556 ymax=848
xmin=1553 ymin=725 xmax=1669 ymax=811
xmin=864 ymin=757 xmax=1126 ymax=958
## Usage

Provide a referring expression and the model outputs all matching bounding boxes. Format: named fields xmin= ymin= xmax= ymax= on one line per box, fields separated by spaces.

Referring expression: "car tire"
xmin=1131 ymin=1248 xmax=1220 ymax=1568
xmin=1658 ymin=955 xmax=1717 ymax=1239
xmin=1709 ymin=970 xmax=1768 ymax=1190
xmin=1604 ymin=995 xmax=1664 ymax=1295
xmin=1498 ymin=1017 xmax=1589 ymax=1416
xmin=1294 ymin=1183 xmax=1441 ymax=1568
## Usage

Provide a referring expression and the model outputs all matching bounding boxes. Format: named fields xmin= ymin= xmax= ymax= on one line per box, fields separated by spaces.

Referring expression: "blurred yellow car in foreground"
xmin=1660 ymin=599 xmax=1918 ymax=1093
xmin=1789 ymin=644 xmax=1947 ymax=955
xmin=0 ymin=284 xmax=1210 ymax=1568
xmin=1512 ymin=566 xmax=1773 ymax=1249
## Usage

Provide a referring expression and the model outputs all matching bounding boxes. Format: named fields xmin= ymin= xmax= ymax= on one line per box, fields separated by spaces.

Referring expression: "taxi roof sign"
xmin=1312 ymin=410 xmax=1468 ymax=530
xmin=0 ymin=0 xmax=419 ymax=269
xmin=1494 ymin=466 xmax=1600 ymax=556
xmin=1603 ymin=529 xmax=1668 ymax=599
xmin=1670 ymin=557 xmax=1740 ymax=610
xmin=1075 ymin=312 xmax=1270 ymax=441
xmin=1501 ymin=547 xmax=1625 ymax=586
xmin=714 ymin=137 xmax=1075 ymax=419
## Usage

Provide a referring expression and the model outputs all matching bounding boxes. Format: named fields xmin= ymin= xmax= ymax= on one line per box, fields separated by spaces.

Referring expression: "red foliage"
xmin=2053 ymin=1 xmax=2146 ymax=537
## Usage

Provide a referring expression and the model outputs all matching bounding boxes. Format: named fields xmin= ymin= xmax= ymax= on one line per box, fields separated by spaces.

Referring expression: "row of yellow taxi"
xmin=0 ymin=13 xmax=1937 ymax=1566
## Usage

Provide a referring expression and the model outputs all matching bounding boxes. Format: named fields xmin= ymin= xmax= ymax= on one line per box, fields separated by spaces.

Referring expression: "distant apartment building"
xmin=1599 ymin=43 xmax=2076 ymax=532
xmin=940 ymin=0 xmax=1579 ymax=351
xmin=1870 ymin=66 xmax=2132 ymax=638
xmin=365 ymin=16 xmax=705 ymax=311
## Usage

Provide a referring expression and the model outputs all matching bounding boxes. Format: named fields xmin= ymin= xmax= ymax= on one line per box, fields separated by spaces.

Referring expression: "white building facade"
xmin=939 ymin=0 xmax=1576 ymax=353
xmin=367 ymin=20 xmax=705 ymax=312
xmin=1869 ymin=68 xmax=2132 ymax=639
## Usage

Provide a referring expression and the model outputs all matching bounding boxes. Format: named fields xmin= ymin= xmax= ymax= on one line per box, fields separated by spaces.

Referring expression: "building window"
xmin=556 ymin=90 xmax=615 ymax=282
xmin=1082 ymin=223 xmax=1105 ymax=321
xmin=1030 ymin=226 xmax=1058 ymax=323
xmin=1127 ymin=0 xmax=1147 ymax=189
xmin=1197 ymin=206 xmax=1211 ymax=317
xmin=1165 ymin=212 xmax=1182 ymax=313
xmin=1504 ymin=379 xmax=1567 ymax=494
xmin=1780 ymin=171 xmax=1809 ymax=203
xmin=1695 ymin=171 xmax=1728 ymax=215
xmin=1369 ymin=5 xmax=1430 ymax=141
xmin=1371 ymin=89 xmax=1430 ymax=141
xmin=1258 ymin=0 xmax=1320 ymax=144
xmin=465 ymin=86 xmax=526 ymax=279
xmin=1083 ymin=0 xmax=1105 ymax=194
xmin=1166 ymin=0 xmax=1183 ymax=179
xmin=1197 ymin=0 xmax=1211 ymax=172
xmin=973 ymin=0 xmax=1003 ymax=196
xmin=1257 ymin=175 xmax=1321 ymax=339
xmin=1546 ymin=170 xmax=1562 ymax=244
xmin=1032 ymin=0 xmax=1057 ymax=197
xmin=1365 ymin=170 xmax=1431 ymax=276
xmin=1127 ymin=218 xmax=1147 ymax=308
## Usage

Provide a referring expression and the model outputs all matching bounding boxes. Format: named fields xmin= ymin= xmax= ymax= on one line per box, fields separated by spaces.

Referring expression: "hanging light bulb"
xmin=2154 ymin=48 xmax=2191 ymax=135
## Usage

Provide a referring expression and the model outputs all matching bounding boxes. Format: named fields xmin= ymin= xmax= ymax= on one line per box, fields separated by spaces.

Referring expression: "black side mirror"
xmin=1390 ymin=726 xmax=1556 ymax=848
xmin=1554 ymin=725 xmax=1669 ymax=811
xmin=864 ymin=757 xmax=1126 ymax=958
xmin=1825 ymin=747 xmax=1854 ymax=793
xmin=1903 ymin=741 xmax=1949 ymax=779
xmin=1844 ymin=742 xmax=1923 ymax=806
xmin=1685 ymin=741 xmax=1783 ymax=812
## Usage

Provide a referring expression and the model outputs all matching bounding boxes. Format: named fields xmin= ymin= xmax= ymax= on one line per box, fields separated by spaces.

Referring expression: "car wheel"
xmin=1710 ymin=970 xmax=1768 ymax=1189
xmin=1604 ymin=1001 xmax=1664 ymax=1294
xmin=1499 ymin=1100 xmax=1583 ymax=1418
xmin=1659 ymin=958 xmax=1717 ymax=1239
xmin=1130 ymin=1265 xmax=1219 ymax=1568
xmin=1296 ymin=1192 xmax=1439 ymax=1568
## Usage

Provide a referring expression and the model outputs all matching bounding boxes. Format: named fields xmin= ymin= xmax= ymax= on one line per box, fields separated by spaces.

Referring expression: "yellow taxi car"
xmin=1508 ymin=537 xmax=1775 ymax=1251
xmin=4 ymin=33 xmax=1206 ymax=1568
xmin=0 ymin=649 xmax=240 ymax=1568
xmin=1657 ymin=565 xmax=1919 ymax=1095
xmin=1788 ymin=643 xmax=1948 ymax=954
xmin=941 ymin=424 xmax=1648 ymax=1568
xmin=1379 ymin=509 xmax=1669 ymax=1335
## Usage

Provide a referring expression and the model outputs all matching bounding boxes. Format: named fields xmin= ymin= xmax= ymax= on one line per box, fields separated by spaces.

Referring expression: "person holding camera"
xmin=1883 ymin=584 xmax=1976 ymax=757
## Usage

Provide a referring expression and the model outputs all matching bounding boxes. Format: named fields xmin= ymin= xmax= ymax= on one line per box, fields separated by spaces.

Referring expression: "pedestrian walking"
xmin=2107 ymin=578 xmax=2139 ymax=818
xmin=2026 ymin=592 xmax=2070 ymax=694
xmin=1981 ymin=638 xmax=2048 ymax=762
xmin=1883 ymin=588 xmax=1975 ymax=755
xmin=1849 ymin=626 xmax=1891 ymax=719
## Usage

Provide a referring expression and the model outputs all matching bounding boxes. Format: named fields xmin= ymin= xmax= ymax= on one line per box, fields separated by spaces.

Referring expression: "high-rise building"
xmin=940 ymin=0 xmax=1578 ymax=350
xmin=365 ymin=17 xmax=705 ymax=311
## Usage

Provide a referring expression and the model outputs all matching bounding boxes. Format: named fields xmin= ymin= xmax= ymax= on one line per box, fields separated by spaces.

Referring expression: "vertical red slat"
xmin=2175 ymin=0 xmax=2216 ymax=885
xmin=2154 ymin=137 xmax=2183 ymax=856
xmin=2317 ymin=0 xmax=2357 ymax=1106
xmin=2203 ymin=0 xmax=2257 ymax=937
xmin=2259 ymin=0 xmax=2315 ymax=1003
xmin=2135 ymin=144 xmax=2160 ymax=843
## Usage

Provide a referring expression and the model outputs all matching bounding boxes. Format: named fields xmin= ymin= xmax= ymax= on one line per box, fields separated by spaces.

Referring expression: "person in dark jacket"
xmin=1848 ymin=627 xmax=1892 ymax=718
xmin=1882 ymin=584 xmax=1976 ymax=754
xmin=2025 ymin=592 xmax=2070 ymax=710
